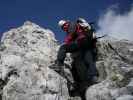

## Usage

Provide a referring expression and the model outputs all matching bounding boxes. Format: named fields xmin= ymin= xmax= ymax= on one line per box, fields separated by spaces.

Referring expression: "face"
xmin=62 ymin=23 xmax=69 ymax=32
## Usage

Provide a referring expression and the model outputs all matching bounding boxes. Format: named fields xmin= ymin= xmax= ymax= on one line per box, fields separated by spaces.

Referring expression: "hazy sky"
xmin=0 ymin=0 xmax=132 ymax=42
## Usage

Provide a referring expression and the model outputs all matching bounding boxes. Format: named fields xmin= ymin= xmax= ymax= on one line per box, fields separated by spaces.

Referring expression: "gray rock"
xmin=86 ymin=40 xmax=133 ymax=100
xmin=0 ymin=21 xmax=69 ymax=100
xmin=116 ymin=95 xmax=133 ymax=100
xmin=127 ymin=78 xmax=133 ymax=94
xmin=86 ymin=80 xmax=113 ymax=100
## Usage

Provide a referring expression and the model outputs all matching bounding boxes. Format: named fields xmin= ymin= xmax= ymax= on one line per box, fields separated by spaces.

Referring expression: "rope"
xmin=96 ymin=34 xmax=108 ymax=40
xmin=108 ymin=42 xmax=133 ymax=65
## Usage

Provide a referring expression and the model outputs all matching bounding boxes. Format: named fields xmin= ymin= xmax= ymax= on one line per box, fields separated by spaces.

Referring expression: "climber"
xmin=51 ymin=18 xmax=99 ymax=100
xmin=55 ymin=18 xmax=99 ymax=82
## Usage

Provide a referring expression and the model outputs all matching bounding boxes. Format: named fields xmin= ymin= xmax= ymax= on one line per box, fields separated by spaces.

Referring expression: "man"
xmin=56 ymin=18 xmax=98 ymax=80
xmin=53 ymin=18 xmax=99 ymax=99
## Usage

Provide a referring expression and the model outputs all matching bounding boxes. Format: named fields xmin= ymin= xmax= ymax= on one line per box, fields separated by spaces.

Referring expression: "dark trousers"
xmin=83 ymin=50 xmax=98 ymax=78
xmin=57 ymin=43 xmax=98 ymax=78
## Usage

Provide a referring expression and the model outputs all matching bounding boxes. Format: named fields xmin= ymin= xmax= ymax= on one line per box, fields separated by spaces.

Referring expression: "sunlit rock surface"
xmin=86 ymin=40 xmax=133 ymax=100
xmin=0 ymin=21 xmax=69 ymax=100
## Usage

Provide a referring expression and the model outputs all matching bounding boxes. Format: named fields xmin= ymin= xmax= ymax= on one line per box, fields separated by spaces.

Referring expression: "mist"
xmin=97 ymin=6 xmax=133 ymax=41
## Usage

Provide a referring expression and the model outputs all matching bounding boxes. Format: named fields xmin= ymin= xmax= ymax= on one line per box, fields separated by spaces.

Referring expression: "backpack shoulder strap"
xmin=85 ymin=22 xmax=96 ymax=39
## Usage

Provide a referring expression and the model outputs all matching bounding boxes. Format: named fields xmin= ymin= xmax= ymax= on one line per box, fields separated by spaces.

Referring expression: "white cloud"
xmin=97 ymin=6 xmax=133 ymax=41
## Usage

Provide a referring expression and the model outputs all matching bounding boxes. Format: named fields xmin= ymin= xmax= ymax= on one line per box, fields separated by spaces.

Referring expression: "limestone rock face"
xmin=86 ymin=40 xmax=133 ymax=100
xmin=0 ymin=21 xmax=69 ymax=100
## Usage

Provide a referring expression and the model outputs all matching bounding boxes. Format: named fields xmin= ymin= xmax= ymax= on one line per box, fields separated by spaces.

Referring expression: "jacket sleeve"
xmin=64 ymin=34 xmax=74 ymax=45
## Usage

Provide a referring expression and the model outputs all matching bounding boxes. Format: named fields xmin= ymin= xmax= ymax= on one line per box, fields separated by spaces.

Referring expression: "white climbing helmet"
xmin=77 ymin=18 xmax=87 ymax=23
xmin=58 ymin=20 xmax=66 ymax=27
xmin=77 ymin=18 xmax=91 ymax=29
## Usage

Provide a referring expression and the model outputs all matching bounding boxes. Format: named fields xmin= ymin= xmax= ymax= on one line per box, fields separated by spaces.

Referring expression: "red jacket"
xmin=63 ymin=22 xmax=89 ymax=46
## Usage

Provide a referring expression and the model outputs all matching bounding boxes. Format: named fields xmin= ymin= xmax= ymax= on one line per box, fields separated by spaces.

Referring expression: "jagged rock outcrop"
xmin=86 ymin=40 xmax=133 ymax=100
xmin=0 ymin=21 xmax=70 ymax=100
xmin=0 ymin=21 xmax=133 ymax=100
